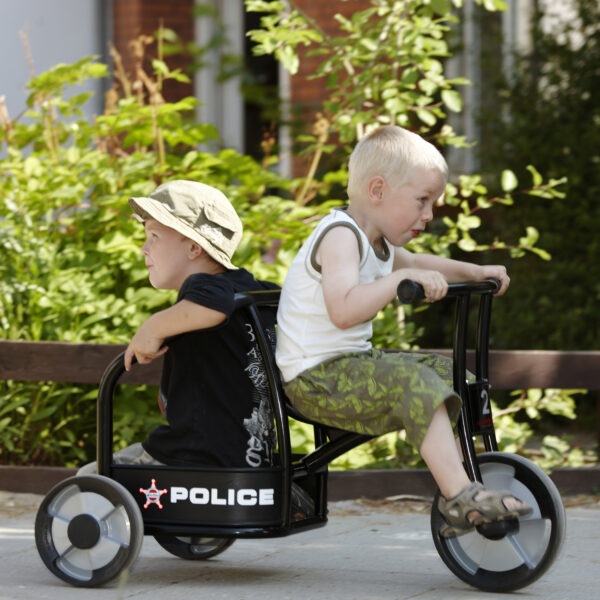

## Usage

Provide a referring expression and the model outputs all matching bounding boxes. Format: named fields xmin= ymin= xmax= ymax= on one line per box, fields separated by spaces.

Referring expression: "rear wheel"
xmin=431 ymin=452 xmax=566 ymax=593
xmin=35 ymin=475 xmax=144 ymax=587
xmin=153 ymin=535 xmax=234 ymax=560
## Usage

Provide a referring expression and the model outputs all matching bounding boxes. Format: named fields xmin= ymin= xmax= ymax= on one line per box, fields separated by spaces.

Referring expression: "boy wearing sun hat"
xmin=80 ymin=179 xmax=279 ymax=471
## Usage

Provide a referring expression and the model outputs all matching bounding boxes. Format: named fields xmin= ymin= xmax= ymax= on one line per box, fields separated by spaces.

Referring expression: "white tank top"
xmin=276 ymin=209 xmax=394 ymax=382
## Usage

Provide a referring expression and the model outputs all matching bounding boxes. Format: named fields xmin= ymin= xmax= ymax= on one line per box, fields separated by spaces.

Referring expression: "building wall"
xmin=290 ymin=1 xmax=370 ymax=108
xmin=112 ymin=0 xmax=195 ymax=102
xmin=3 ymin=1 xmax=564 ymax=175
xmin=0 ymin=0 xmax=106 ymax=122
xmin=285 ymin=0 xmax=372 ymax=175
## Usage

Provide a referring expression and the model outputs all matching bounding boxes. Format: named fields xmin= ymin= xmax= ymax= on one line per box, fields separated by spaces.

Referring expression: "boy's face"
xmin=141 ymin=219 xmax=193 ymax=290
xmin=375 ymin=167 xmax=445 ymax=247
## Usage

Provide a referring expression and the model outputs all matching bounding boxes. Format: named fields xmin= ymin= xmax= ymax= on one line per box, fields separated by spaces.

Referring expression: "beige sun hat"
xmin=128 ymin=180 xmax=243 ymax=270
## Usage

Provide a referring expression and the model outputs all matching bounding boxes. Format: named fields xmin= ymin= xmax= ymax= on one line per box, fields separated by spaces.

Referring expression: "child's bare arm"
xmin=319 ymin=231 xmax=511 ymax=329
xmin=319 ymin=228 xmax=448 ymax=329
xmin=124 ymin=300 xmax=226 ymax=370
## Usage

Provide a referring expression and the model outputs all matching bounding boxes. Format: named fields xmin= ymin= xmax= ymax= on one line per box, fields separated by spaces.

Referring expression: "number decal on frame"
xmin=480 ymin=389 xmax=491 ymax=415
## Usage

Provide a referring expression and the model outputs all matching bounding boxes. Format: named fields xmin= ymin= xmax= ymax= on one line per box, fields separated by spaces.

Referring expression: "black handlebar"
xmin=397 ymin=278 xmax=501 ymax=304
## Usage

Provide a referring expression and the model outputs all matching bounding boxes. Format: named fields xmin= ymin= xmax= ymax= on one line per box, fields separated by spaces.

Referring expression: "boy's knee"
xmin=77 ymin=461 xmax=98 ymax=476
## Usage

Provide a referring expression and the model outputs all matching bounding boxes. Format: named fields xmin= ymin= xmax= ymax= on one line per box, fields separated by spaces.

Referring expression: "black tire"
xmin=35 ymin=475 xmax=144 ymax=587
xmin=153 ymin=534 xmax=235 ymax=560
xmin=431 ymin=452 xmax=566 ymax=593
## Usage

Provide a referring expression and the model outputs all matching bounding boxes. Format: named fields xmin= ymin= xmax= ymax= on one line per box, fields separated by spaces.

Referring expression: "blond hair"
xmin=347 ymin=126 xmax=448 ymax=199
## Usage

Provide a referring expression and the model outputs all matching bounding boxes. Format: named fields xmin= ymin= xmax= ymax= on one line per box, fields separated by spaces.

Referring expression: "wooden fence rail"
xmin=1 ymin=340 xmax=599 ymax=447
xmin=1 ymin=340 xmax=599 ymax=388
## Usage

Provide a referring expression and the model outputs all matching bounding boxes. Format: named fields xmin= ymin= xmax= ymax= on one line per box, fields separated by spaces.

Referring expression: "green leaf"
xmin=441 ymin=89 xmax=463 ymax=113
xmin=431 ymin=0 xmax=452 ymax=14
xmin=168 ymin=69 xmax=191 ymax=83
xmin=529 ymin=247 xmax=552 ymax=261
xmin=480 ymin=0 xmax=508 ymax=10
xmin=23 ymin=156 xmax=42 ymax=177
xmin=457 ymin=237 xmax=477 ymax=251
xmin=278 ymin=45 xmax=300 ymax=75
xmin=30 ymin=405 xmax=58 ymax=422
xmin=401 ymin=69 xmax=419 ymax=85
xmin=458 ymin=214 xmax=481 ymax=230
xmin=155 ymin=27 xmax=180 ymax=43
xmin=541 ymin=435 xmax=570 ymax=455
xmin=416 ymin=109 xmax=437 ymax=126
xmin=360 ymin=38 xmax=377 ymax=52
xmin=501 ymin=169 xmax=518 ymax=192
xmin=420 ymin=79 xmax=438 ymax=96
xmin=526 ymin=164 xmax=543 ymax=187
xmin=519 ymin=226 xmax=540 ymax=247
xmin=66 ymin=146 xmax=80 ymax=164
xmin=246 ymin=0 xmax=284 ymax=12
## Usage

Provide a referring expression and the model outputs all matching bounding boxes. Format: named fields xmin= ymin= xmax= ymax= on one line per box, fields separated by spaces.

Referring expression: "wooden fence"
xmin=0 ymin=340 xmax=599 ymax=496
xmin=2 ymin=340 xmax=599 ymax=385
xmin=1 ymin=340 xmax=599 ymax=448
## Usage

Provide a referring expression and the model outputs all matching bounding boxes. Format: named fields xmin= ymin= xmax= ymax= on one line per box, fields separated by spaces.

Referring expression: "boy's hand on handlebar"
xmin=124 ymin=325 xmax=168 ymax=371
xmin=124 ymin=341 xmax=168 ymax=371
xmin=401 ymin=269 xmax=448 ymax=303
xmin=480 ymin=265 xmax=510 ymax=296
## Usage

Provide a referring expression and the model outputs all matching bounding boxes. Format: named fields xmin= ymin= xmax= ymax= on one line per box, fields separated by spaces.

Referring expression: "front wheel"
xmin=431 ymin=452 xmax=566 ymax=593
xmin=153 ymin=535 xmax=235 ymax=560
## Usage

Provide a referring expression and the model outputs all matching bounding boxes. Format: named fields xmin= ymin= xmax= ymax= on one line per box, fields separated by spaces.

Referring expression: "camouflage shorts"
xmin=283 ymin=349 xmax=462 ymax=449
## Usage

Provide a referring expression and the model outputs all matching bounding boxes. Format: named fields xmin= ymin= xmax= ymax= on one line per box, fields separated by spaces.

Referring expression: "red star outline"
xmin=139 ymin=478 xmax=168 ymax=509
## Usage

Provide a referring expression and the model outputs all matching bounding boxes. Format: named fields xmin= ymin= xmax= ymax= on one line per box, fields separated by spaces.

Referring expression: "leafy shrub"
xmin=245 ymin=0 xmax=577 ymax=470
xmin=0 ymin=3 xmax=578 ymax=469
xmin=477 ymin=0 xmax=600 ymax=351
xmin=0 ymin=45 xmax=330 ymax=466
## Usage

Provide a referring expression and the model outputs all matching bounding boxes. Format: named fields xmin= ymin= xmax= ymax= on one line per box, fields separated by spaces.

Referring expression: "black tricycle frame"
xmin=94 ymin=280 xmax=499 ymax=539
xmin=36 ymin=278 xmax=567 ymax=591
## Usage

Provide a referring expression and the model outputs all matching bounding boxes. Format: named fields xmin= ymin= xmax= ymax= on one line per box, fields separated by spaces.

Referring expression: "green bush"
xmin=477 ymin=0 xmax=600 ymax=351
xmin=245 ymin=0 xmax=581 ymax=470
xmin=0 ymin=3 xmax=580 ymax=469
xmin=0 ymin=47 xmax=331 ymax=466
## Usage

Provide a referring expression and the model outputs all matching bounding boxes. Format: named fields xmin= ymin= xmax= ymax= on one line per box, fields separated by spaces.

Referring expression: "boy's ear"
xmin=188 ymin=241 xmax=204 ymax=260
xmin=367 ymin=176 xmax=385 ymax=203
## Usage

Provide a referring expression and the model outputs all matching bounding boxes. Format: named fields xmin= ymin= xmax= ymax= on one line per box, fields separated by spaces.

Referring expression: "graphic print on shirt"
xmin=243 ymin=322 xmax=276 ymax=467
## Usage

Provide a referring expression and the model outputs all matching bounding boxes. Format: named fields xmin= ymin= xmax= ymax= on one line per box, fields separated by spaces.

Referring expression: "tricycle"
xmin=34 ymin=279 xmax=565 ymax=592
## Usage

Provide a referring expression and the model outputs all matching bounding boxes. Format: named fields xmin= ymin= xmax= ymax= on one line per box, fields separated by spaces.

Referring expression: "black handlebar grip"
xmin=487 ymin=277 xmax=501 ymax=293
xmin=397 ymin=279 xmax=425 ymax=304
xmin=397 ymin=277 xmax=501 ymax=303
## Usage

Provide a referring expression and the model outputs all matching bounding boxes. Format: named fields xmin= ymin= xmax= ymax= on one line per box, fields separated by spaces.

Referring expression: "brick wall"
xmin=288 ymin=0 xmax=372 ymax=175
xmin=112 ymin=0 xmax=194 ymax=102
xmin=290 ymin=0 xmax=370 ymax=111
xmin=111 ymin=0 xmax=370 ymax=169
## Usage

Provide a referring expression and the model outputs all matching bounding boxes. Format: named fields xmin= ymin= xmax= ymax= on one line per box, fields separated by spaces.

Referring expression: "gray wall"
xmin=0 ymin=0 xmax=107 ymax=122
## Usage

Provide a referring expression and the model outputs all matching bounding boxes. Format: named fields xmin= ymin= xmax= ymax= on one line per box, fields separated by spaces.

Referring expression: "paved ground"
xmin=0 ymin=491 xmax=598 ymax=600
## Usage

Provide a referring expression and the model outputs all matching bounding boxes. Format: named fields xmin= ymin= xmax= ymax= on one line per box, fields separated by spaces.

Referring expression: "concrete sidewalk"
xmin=0 ymin=491 xmax=598 ymax=600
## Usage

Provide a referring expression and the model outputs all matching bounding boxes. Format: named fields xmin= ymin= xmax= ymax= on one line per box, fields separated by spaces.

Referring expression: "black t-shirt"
xmin=142 ymin=268 xmax=279 ymax=468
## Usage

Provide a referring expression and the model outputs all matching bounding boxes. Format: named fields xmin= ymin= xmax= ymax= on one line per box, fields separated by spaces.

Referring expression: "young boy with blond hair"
xmin=276 ymin=126 xmax=531 ymax=537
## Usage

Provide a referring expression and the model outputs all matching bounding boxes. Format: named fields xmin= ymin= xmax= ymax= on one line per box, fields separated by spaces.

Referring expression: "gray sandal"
xmin=438 ymin=481 xmax=533 ymax=538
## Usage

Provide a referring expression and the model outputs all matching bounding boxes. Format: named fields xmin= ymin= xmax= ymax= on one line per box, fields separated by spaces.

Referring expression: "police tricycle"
xmin=34 ymin=279 xmax=565 ymax=591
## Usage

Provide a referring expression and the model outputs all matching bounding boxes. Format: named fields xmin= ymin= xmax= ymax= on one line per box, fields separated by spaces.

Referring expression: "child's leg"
xmin=419 ymin=403 xmax=471 ymax=499
xmin=420 ymin=402 xmax=531 ymax=536
xmin=285 ymin=351 xmax=531 ymax=536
